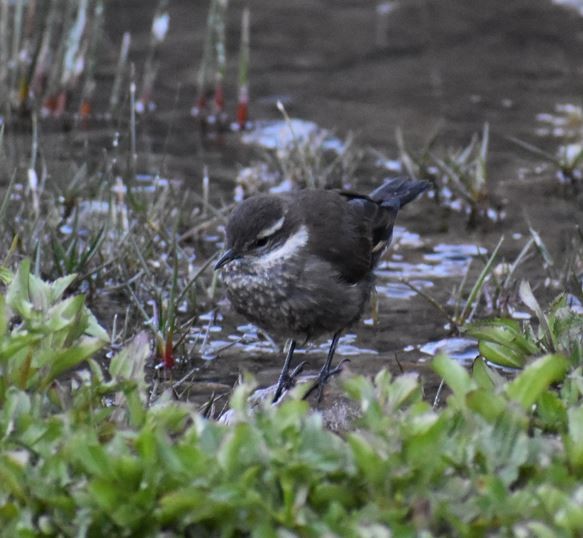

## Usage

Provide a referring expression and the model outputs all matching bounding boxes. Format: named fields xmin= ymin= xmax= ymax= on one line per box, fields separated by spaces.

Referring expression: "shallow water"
xmin=3 ymin=0 xmax=583 ymax=404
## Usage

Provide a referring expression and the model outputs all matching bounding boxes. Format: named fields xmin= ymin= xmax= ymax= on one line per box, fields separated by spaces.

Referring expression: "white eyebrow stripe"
xmin=257 ymin=216 xmax=285 ymax=239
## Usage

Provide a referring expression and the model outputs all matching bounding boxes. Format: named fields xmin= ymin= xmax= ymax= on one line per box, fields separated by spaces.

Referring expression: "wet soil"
xmin=4 ymin=0 xmax=583 ymax=406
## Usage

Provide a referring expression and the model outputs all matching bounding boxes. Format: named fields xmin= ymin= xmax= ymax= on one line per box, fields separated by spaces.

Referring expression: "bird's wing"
xmin=291 ymin=190 xmax=381 ymax=283
xmin=341 ymin=190 xmax=399 ymax=267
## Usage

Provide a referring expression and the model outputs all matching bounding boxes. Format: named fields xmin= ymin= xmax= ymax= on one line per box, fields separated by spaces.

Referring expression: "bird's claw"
xmin=305 ymin=358 xmax=351 ymax=403
xmin=272 ymin=360 xmax=307 ymax=403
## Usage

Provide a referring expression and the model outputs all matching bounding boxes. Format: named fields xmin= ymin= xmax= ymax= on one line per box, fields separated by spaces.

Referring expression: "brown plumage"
xmin=215 ymin=178 xmax=429 ymax=402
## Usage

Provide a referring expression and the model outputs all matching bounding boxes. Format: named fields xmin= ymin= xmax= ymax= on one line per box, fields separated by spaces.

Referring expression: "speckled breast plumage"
xmin=221 ymin=255 xmax=372 ymax=342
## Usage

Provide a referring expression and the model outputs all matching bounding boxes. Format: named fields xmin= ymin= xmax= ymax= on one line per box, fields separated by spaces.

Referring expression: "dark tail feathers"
xmin=369 ymin=178 xmax=431 ymax=208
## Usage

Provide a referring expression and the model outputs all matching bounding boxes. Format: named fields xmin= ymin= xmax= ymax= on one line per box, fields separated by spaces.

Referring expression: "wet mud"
xmin=3 ymin=0 xmax=583 ymax=407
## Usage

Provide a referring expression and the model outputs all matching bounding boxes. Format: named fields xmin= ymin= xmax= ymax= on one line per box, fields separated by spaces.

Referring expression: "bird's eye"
xmin=255 ymin=237 xmax=269 ymax=248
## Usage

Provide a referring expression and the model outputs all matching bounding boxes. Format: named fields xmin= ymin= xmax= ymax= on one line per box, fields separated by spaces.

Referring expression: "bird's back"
xmin=287 ymin=179 xmax=429 ymax=283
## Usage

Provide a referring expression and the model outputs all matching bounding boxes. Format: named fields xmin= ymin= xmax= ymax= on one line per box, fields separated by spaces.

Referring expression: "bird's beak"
xmin=214 ymin=249 xmax=240 ymax=270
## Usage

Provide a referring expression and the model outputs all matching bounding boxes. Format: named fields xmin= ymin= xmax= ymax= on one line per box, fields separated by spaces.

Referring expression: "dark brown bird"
xmin=215 ymin=178 xmax=429 ymax=402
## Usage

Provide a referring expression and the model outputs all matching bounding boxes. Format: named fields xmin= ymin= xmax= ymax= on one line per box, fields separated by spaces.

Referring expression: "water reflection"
xmin=377 ymin=241 xmax=487 ymax=280
xmin=241 ymin=119 xmax=345 ymax=153
xmin=191 ymin=317 xmax=379 ymax=360
xmin=419 ymin=337 xmax=478 ymax=362
xmin=552 ymin=0 xmax=583 ymax=16
xmin=536 ymin=104 xmax=583 ymax=138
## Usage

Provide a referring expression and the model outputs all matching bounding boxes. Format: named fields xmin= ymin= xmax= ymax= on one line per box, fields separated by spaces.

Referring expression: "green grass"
xmin=394 ymin=124 xmax=503 ymax=227
xmin=0 ymin=260 xmax=583 ymax=536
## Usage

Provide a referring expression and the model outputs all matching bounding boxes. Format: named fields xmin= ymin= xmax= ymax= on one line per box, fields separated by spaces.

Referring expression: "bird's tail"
xmin=369 ymin=178 xmax=431 ymax=208
xmin=357 ymin=178 xmax=430 ymax=267
xmin=343 ymin=178 xmax=429 ymax=267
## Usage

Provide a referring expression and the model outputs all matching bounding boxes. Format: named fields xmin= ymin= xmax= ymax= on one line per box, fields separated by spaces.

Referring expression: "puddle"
xmin=305 ymin=333 xmax=379 ymax=357
xmin=419 ymin=337 xmax=478 ymax=363
xmin=392 ymin=226 xmax=425 ymax=249
xmin=567 ymin=294 xmax=583 ymax=314
xmin=552 ymin=0 xmax=583 ymax=16
xmin=377 ymin=242 xmax=487 ymax=280
xmin=57 ymin=172 xmax=175 ymax=233
xmin=192 ymin=314 xmax=379 ymax=361
xmin=536 ymin=104 xmax=583 ymax=138
xmin=426 ymin=187 xmax=505 ymax=222
xmin=375 ymin=280 xmax=433 ymax=300
xmin=241 ymin=119 xmax=345 ymax=153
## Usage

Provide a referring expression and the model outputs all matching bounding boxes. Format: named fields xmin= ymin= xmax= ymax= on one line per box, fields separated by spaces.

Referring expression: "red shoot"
xmin=42 ymin=95 xmax=58 ymax=116
xmin=236 ymin=100 xmax=248 ymax=129
xmin=79 ymin=99 xmax=92 ymax=121
xmin=214 ymin=82 xmax=224 ymax=114
xmin=55 ymin=90 xmax=68 ymax=117
xmin=163 ymin=335 xmax=175 ymax=369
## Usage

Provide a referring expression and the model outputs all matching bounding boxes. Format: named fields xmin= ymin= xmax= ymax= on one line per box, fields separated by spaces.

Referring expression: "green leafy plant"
xmin=467 ymin=281 xmax=583 ymax=369
xmin=50 ymin=224 xmax=106 ymax=279
xmin=2 ymin=263 xmax=583 ymax=535
xmin=394 ymin=123 xmax=501 ymax=227
xmin=0 ymin=259 xmax=108 ymax=403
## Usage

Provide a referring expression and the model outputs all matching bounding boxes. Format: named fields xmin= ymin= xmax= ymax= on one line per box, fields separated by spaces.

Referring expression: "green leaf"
xmin=506 ymin=354 xmax=569 ymax=410
xmin=478 ymin=340 xmax=527 ymax=368
xmin=0 ymin=332 xmax=43 ymax=362
xmin=458 ymin=236 xmax=504 ymax=324
xmin=432 ymin=354 xmax=475 ymax=402
xmin=47 ymin=273 xmax=78 ymax=303
xmin=467 ymin=319 xmax=538 ymax=355
xmin=387 ymin=373 xmax=421 ymax=409
xmin=0 ymin=266 xmax=12 ymax=285
xmin=566 ymin=406 xmax=583 ymax=471
xmin=0 ymin=294 xmax=6 ymax=337
xmin=110 ymin=331 xmax=150 ymax=386
xmin=554 ymin=491 xmax=583 ymax=530
xmin=0 ymin=456 xmax=26 ymax=500
xmin=1 ymin=388 xmax=32 ymax=432
xmin=44 ymin=337 xmax=107 ymax=385
xmin=343 ymin=375 xmax=376 ymax=408
xmin=158 ymin=487 xmax=217 ymax=523
xmin=88 ymin=478 xmax=120 ymax=513
xmin=85 ymin=308 xmax=109 ymax=342
xmin=347 ymin=434 xmax=384 ymax=486
xmin=45 ymin=294 xmax=86 ymax=335
xmin=6 ymin=259 xmax=34 ymax=319
xmin=218 ymin=424 xmax=264 ymax=477
xmin=466 ymin=388 xmax=506 ymax=422
xmin=520 ymin=521 xmax=561 ymax=538
xmin=70 ymin=439 xmax=113 ymax=480
xmin=519 ymin=280 xmax=556 ymax=352
xmin=537 ymin=392 xmax=567 ymax=431
xmin=471 ymin=358 xmax=504 ymax=389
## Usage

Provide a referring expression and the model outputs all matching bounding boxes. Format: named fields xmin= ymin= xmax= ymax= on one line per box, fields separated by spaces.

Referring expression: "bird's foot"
xmin=272 ymin=361 xmax=307 ymax=403
xmin=305 ymin=359 xmax=350 ymax=404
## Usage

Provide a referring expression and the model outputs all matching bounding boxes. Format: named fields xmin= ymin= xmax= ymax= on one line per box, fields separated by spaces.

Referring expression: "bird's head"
xmin=214 ymin=194 xmax=305 ymax=270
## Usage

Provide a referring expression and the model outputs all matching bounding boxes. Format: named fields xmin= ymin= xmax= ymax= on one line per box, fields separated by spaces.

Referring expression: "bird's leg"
xmin=272 ymin=339 xmax=297 ymax=403
xmin=309 ymin=331 xmax=342 ymax=403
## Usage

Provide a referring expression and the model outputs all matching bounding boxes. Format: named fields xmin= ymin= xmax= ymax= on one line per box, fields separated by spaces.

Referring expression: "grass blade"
xmin=458 ymin=236 xmax=504 ymax=325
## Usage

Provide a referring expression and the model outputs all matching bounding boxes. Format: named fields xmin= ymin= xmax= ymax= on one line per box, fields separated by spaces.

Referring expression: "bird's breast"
xmin=221 ymin=256 xmax=304 ymax=336
xmin=220 ymin=253 xmax=372 ymax=341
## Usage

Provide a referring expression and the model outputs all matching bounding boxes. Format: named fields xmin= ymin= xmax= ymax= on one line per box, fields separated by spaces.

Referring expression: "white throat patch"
xmin=255 ymin=225 xmax=309 ymax=268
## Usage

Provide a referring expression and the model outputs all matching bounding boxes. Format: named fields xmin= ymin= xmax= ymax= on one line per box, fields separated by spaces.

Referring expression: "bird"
xmin=214 ymin=178 xmax=430 ymax=402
